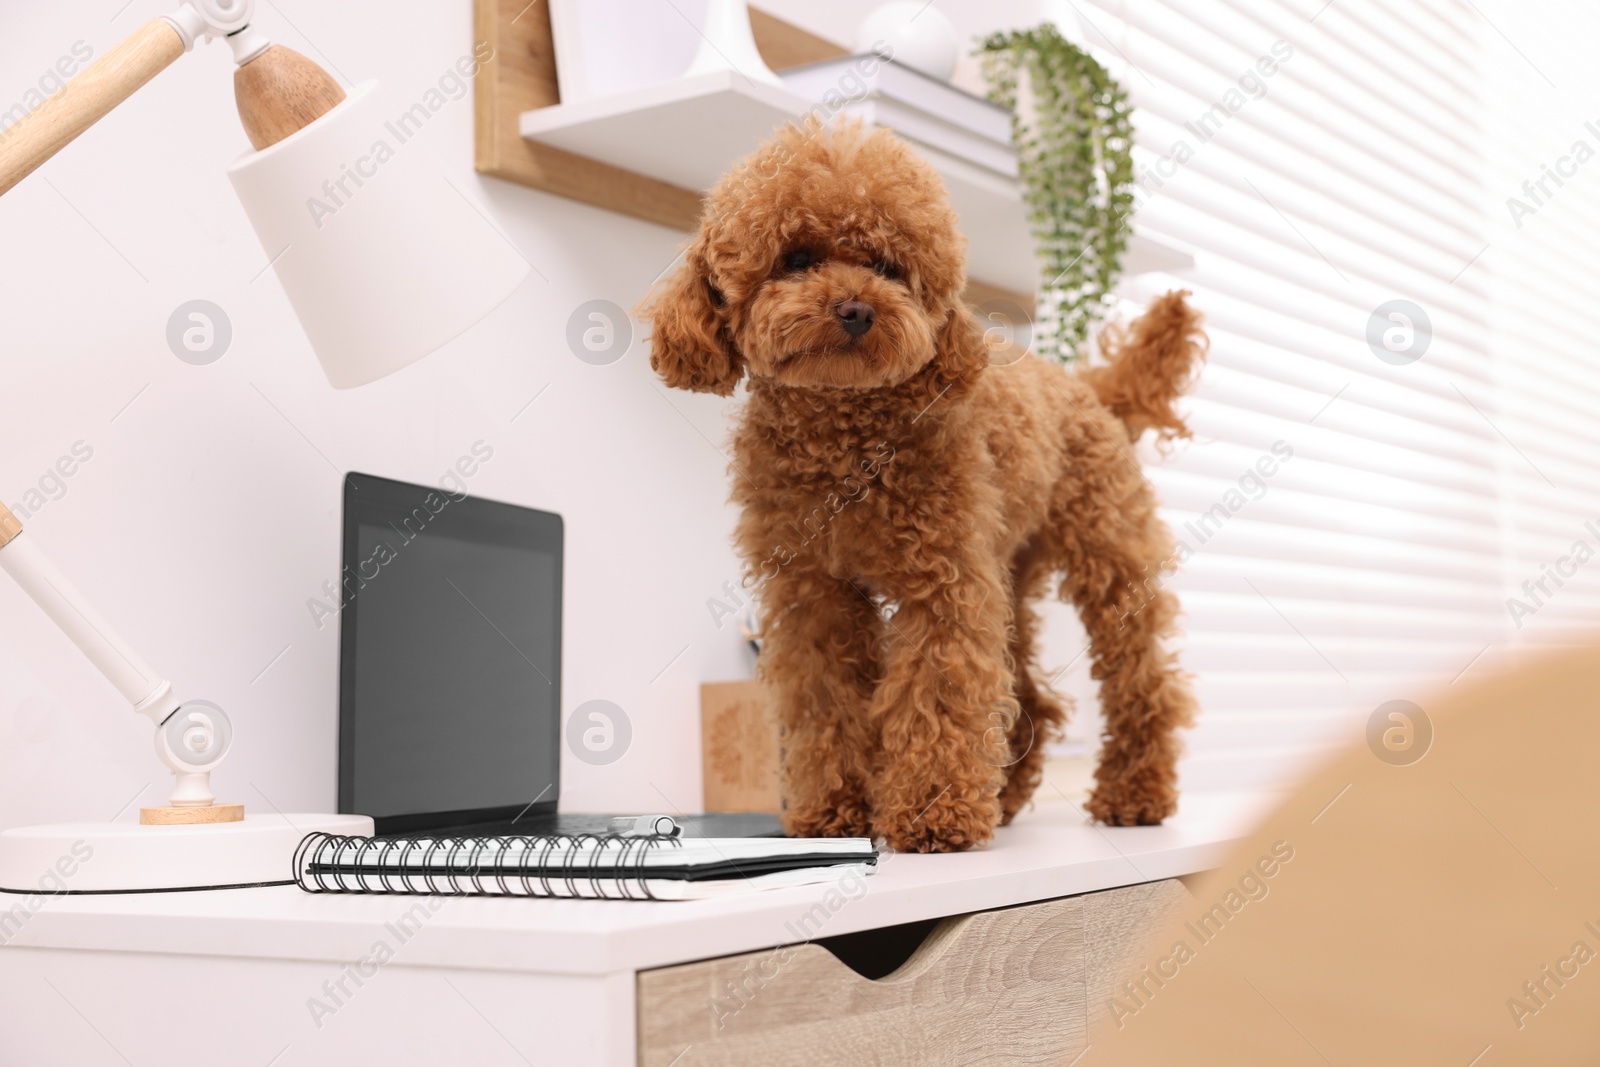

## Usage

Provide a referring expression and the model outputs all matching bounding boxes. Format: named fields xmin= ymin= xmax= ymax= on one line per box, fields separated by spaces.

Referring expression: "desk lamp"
xmin=0 ymin=0 xmax=529 ymax=892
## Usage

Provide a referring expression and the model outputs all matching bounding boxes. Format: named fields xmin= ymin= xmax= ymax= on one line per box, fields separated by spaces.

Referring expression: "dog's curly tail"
xmin=1080 ymin=290 xmax=1208 ymax=444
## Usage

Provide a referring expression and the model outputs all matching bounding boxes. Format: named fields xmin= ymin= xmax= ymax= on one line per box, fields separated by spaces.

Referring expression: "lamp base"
xmin=0 ymin=812 xmax=372 ymax=893
xmin=140 ymin=803 xmax=246 ymax=825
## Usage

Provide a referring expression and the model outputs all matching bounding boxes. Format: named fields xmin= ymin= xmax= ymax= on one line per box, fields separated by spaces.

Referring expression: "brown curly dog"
xmin=644 ymin=121 xmax=1206 ymax=852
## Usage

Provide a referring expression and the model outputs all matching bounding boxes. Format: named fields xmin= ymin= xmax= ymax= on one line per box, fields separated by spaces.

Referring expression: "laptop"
xmin=337 ymin=472 xmax=781 ymax=840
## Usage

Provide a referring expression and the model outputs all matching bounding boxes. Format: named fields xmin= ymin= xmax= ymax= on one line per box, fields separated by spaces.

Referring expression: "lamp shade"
xmin=227 ymin=81 xmax=529 ymax=388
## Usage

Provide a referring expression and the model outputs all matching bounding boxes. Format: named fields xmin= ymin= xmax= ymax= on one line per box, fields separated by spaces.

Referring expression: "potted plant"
xmin=979 ymin=24 xmax=1135 ymax=362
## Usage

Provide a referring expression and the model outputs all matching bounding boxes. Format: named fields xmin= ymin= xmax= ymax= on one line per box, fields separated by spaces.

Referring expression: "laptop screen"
xmin=338 ymin=472 xmax=562 ymax=833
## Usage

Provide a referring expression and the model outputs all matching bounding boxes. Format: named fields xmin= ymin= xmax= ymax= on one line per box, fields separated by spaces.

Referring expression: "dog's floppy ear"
xmin=932 ymin=303 xmax=988 ymax=384
xmin=642 ymin=248 xmax=745 ymax=396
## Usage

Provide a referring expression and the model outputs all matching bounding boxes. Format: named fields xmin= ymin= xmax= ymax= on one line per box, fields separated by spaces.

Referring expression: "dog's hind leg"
xmin=1052 ymin=412 xmax=1195 ymax=826
xmin=998 ymin=543 xmax=1070 ymax=824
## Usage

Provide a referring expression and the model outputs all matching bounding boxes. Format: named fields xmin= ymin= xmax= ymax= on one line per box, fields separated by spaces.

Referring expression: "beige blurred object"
xmin=701 ymin=681 xmax=781 ymax=813
xmin=1083 ymin=646 xmax=1600 ymax=1066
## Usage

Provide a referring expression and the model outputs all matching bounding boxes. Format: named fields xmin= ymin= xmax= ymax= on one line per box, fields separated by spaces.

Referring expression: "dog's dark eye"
xmin=871 ymin=260 xmax=902 ymax=281
xmin=782 ymin=249 xmax=816 ymax=273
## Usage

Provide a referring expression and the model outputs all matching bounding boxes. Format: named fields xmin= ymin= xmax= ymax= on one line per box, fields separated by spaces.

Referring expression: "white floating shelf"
xmin=520 ymin=70 xmax=804 ymax=191
xmin=519 ymin=69 xmax=1194 ymax=296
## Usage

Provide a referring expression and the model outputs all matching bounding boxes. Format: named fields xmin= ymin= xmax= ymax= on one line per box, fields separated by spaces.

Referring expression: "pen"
xmin=609 ymin=814 xmax=679 ymax=838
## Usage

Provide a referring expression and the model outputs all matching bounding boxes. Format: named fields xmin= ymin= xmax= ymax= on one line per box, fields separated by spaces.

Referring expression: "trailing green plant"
xmin=978 ymin=24 xmax=1135 ymax=362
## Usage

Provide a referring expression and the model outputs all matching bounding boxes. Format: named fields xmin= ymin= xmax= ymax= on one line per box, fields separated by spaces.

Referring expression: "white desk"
xmin=0 ymin=792 xmax=1269 ymax=1066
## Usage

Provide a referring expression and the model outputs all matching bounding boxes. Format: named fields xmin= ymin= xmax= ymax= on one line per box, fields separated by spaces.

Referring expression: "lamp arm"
xmin=0 ymin=504 xmax=229 ymax=807
xmin=0 ymin=20 xmax=186 ymax=197
xmin=0 ymin=1 xmax=276 ymax=197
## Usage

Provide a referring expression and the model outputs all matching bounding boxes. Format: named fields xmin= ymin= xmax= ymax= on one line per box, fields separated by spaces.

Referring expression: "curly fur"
xmin=643 ymin=121 xmax=1205 ymax=852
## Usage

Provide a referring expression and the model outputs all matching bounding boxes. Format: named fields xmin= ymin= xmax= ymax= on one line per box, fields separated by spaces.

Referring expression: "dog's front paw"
xmin=1086 ymin=777 xmax=1177 ymax=826
xmin=874 ymin=786 xmax=1000 ymax=853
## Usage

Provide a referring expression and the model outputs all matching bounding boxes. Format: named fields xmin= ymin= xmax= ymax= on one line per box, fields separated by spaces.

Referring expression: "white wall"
xmin=0 ymin=0 xmax=774 ymax=824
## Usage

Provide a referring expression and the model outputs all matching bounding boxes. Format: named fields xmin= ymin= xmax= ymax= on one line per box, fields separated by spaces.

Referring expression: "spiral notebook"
xmin=294 ymin=832 xmax=879 ymax=901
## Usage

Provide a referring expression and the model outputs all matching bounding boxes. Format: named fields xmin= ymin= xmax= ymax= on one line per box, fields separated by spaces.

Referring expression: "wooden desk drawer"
xmin=638 ymin=879 xmax=1188 ymax=1066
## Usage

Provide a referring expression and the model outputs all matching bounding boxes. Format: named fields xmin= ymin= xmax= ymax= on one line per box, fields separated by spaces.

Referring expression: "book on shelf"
xmin=779 ymin=55 xmax=1018 ymax=178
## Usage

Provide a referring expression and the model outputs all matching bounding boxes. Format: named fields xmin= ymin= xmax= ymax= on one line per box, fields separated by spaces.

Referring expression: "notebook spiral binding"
xmin=292 ymin=832 xmax=682 ymax=900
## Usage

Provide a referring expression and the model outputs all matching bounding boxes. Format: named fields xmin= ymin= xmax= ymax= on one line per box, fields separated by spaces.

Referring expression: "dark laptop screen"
xmin=339 ymin=472 xmax=562 ymax=833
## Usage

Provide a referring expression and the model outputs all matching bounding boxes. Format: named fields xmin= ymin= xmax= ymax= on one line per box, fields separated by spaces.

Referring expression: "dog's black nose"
xmin=835 ymin=300 xmax=875 ymax=338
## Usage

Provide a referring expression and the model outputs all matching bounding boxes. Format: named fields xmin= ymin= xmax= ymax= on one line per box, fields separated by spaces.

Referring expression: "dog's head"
xmin=643 ymin=120 xmax=973 ymax=395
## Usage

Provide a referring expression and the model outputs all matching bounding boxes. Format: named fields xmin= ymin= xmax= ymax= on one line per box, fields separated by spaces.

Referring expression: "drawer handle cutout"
xmin=814 ymin=915 xmax=947 ymax=980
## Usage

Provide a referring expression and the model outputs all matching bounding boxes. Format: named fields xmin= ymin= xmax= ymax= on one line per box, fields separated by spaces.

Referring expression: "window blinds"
xmin=1040 ymin=0 xmax=1597 ymax=791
